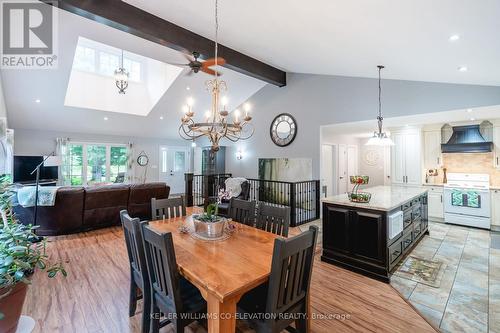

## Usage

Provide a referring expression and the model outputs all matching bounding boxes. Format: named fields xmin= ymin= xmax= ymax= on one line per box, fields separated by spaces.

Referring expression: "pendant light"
xmin=114 ymin=50 xmax=129 ymax=94
xmin=366 ymin=65 xmax=394 ymax=146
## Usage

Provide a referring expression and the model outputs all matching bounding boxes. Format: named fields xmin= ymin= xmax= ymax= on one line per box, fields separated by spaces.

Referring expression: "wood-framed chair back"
xmin=151 ymin=196 xmax=186 ymax=220
xmin=256 ymin=203 xmax=290 ymax=237
xmin=119 ymin=210 xmax=151 ymax=333
xmin=266 ymin=225 xmax=318 ymax=332
xmin=141 ymin=224 xmax=184 ymax=314
xmin=228 ymin=198 xmax=256 ymax=226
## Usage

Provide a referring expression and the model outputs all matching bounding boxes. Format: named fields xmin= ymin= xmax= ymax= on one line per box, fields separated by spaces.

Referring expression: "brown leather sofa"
xmin=14 ymin=182 xmax=170 ymax=236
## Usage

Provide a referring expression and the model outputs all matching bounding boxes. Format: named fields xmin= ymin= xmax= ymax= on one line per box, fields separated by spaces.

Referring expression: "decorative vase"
xmin=0 ymin=282 xmax=29 ymax=333
xmin=192 ymin=215 xmax=227 ymax=238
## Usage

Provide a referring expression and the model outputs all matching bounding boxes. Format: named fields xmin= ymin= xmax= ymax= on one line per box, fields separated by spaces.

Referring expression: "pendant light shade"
xmin=366 ymin=65 xmax=394 ymax=146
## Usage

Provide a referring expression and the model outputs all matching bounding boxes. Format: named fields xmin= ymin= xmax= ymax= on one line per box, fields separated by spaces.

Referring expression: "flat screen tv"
xmin=13 ymin=156 xmax=59 ymax=183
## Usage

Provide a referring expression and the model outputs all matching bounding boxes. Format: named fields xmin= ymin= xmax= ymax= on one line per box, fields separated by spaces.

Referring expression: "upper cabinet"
xmin=494 ymin=126 xmax=500 ymax=169
xmin=391 ymin=130 xmax=422 ymax=186
xmin=423 ymin=130 xmax=442 ymax=169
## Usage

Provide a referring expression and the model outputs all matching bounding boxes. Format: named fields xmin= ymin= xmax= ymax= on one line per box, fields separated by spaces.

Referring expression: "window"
xmin=73 ymin=44 xmax=142 ymax=82
xmin=62 ymin=143 xmax=128 ymax=185
xmin=74 ymin=46 xmax=96 ymax=72
xmin=174 ymin=151 xmax=186 ymax=172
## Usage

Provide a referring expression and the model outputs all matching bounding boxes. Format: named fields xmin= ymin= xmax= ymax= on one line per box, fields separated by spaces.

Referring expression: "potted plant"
xmin=0 ymin=175 xmax=65 ymax=333
xmin=192 ymin=203 xmax=228 ymax=238
xmin=348 ymin=175 xmax=372 ymax=203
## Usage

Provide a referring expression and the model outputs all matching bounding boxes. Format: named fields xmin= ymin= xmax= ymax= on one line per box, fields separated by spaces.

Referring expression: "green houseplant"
xmin=0 ymin=175 xmax=65 ymax=333
xmin=192 ymin=203 xmax=228 ymax=238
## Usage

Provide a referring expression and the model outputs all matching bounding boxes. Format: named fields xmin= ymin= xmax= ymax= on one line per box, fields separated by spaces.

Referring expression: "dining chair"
xmin=151 ymin=196 xmax=186 ymax=220
xmin=228 ymin=198 xmax=256 ymax=226
xmin=141 ymin=224 xmax=207 ymax=333
xmin=256 ymin=203 xmax=290 ymax=237
xmin=237 ymin=225 xmax=318 ymax=333
xmin=119 ymin=210 xmax=152 ymax=333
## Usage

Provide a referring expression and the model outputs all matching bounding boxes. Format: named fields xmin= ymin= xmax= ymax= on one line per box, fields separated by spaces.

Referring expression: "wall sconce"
xmin=236 ymin=150 xmax=243 ymax=160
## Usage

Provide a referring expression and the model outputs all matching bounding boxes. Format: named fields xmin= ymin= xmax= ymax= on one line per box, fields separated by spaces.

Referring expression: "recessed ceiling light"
xmin=458 ymin=66 xmax=468 ymax=72
xmin=467 ymin=109 xmax=473 ymax=113
xmin=470 ymin=118 xmax=476 ymax=121
xmin=186 ymin=86 xmax=190 ymax=91
xmin=104 ymin=117 xmax=108 ymax=121
xmin=449 ymin=34 xmax=460 ymax=42
xmin=160 ymin=116 xmax=164 ymax=120
xmin=35 ymin=99 xmax=40 ymax=103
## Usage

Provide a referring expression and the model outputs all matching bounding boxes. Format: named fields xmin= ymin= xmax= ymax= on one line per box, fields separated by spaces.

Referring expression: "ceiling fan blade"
xmin=201 ymin=67 xmax=222 ymax=76
xmin=202 ymin=57 xmax=226 ymax=67
xmin=168 ymin=63 xmax=190 ymax=67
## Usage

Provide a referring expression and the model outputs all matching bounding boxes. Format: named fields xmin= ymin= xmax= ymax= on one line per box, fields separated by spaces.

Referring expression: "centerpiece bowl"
xmin=192 ymin=214 xmax=227 ymax=238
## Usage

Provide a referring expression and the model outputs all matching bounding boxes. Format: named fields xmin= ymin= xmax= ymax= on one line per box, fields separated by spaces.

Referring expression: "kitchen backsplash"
xmin=442 ymin=152 xmax=500 ymax=186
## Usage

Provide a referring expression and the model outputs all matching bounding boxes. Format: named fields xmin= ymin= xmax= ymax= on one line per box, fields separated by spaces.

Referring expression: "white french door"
xmin=159 ymin=146 xmax=190 ymax=194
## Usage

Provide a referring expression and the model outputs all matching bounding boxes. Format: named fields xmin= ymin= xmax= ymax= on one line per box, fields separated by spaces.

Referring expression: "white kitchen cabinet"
xmin=427 ymin=186 xmax=444 ymax=220
xmin=391 ymin=131 xmax=422 ymax=186
xmin=424 ymin=130 xmax=442 ymax=169
xmin=491 ymin=189 xmax=500 ymax=227
xmin=494 ymin=127 xmax=500 ymax=168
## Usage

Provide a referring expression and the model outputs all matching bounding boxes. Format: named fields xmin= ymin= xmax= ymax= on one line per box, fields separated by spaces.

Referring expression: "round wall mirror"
xmin=270 ymin=113 xmax=297 ymax=147
xmin=137 ymin=153 xmax=149 ymax=166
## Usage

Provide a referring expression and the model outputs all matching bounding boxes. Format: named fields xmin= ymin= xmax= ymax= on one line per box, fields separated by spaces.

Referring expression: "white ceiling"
xmin=1 ymin=7 xmax=266 ymax=140
xmin=124 ymin=0 xmax=500 ymax=86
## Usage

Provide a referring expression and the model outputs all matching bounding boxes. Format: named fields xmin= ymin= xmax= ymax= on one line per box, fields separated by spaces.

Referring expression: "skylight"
xmin=64 ymin=37 xmax=183 ymax=116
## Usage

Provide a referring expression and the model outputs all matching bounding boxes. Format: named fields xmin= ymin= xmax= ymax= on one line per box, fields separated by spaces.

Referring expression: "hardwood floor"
xmin=23 ymin=227 xmax=437 ymax=333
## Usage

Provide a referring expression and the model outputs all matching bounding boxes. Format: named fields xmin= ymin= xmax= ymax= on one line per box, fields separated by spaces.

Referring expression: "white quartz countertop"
xmin=322 ymin=185 xmax=428 ymax=211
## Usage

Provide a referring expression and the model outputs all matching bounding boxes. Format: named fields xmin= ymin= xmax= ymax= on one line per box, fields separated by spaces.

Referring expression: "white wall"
xmin=226 ymin=73 xmax=500 ymax=179
xmin=13 ymin=128 xmax=190 ymax=183
xmin=0 ymin=73 xmax=6 ymax=120
xmin=358 ymin=138 xmax=386 ymax=186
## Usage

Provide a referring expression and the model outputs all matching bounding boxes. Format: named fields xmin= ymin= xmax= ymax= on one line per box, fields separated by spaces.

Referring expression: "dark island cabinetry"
xmin=321 ymin=188 xmax=428 ymax=282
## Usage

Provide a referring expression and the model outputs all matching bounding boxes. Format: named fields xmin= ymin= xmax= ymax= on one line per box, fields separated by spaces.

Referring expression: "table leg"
xmin=206 ymin=293 xmax=239 ymax=333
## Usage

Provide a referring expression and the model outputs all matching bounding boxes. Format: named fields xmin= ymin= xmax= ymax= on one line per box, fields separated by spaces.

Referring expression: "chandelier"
xmin=114 ymin=49 xmax=129 ymax=94
xmin=178 ymin=0 xmax=254 ymax=152
xmin=366 ymin=65 xmax=394 ymax=146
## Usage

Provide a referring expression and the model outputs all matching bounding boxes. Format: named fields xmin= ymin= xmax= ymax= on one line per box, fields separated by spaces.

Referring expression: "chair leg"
xmin=295 ymin=318 xmax=307 ymax=333
xmin=141 ymin=291 xmax=152 ymax=333
xmin=150 ymin=304 xmax=160 ymax=333
xmin=129 ymin=279 xmax=138 ymax=317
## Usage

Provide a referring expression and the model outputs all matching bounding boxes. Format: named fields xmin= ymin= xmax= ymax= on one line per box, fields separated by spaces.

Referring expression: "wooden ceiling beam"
xmin=45 ymin=0 xmax=286 ymax=86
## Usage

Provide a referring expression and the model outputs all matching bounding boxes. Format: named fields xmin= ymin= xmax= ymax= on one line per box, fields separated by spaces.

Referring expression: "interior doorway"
xmin=159 ymin=146 xmax=190 ymax=195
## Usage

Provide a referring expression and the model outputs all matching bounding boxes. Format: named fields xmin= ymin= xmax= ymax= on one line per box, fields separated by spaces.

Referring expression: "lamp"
xmin=236 ymin=150 xmax=243 ymax=160
xmin=366 ymin=65 xmax=394 ymax=146
xmin=30 ymin=153 xmax=62 ymax=242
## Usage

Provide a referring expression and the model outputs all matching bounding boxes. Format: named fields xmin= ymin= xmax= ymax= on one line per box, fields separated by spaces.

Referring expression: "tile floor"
xmin=390 ymin=221 xmax=500 ymax=333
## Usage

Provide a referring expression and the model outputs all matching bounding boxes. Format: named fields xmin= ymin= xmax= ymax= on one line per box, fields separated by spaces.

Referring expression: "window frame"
xmin=65 ymin=141 xmax=129 ymax=185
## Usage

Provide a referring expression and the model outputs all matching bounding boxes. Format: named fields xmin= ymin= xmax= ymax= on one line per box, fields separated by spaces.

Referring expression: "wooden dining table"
xmin=149 ymin=206 xmax=280 ymax=333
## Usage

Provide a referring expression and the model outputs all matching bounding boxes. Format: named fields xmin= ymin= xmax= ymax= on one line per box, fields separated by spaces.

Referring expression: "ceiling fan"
xmin=172 ymin=51 xmax=226 ymax=76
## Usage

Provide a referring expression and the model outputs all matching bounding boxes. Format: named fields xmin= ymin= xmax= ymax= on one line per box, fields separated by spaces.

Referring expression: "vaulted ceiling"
xmin=1 ymin=6 xmax=266 ymax=139
xmin=125 ymin=0 xmax=500 ymax=86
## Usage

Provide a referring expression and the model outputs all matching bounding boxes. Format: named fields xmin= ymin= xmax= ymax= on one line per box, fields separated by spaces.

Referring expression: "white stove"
xmin=444 ymin=173 xmax=491 ymax=229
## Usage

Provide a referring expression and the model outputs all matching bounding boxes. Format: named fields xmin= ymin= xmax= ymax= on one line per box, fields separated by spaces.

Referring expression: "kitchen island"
xmin=321 ymin=186 xmax=428 ymax=282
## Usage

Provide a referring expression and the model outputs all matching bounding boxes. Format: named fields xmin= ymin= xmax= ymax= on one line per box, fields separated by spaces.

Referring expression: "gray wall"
xmin=13 ymin=128 xmax=190 ymax=183
xmin=226 ymin=73 xmax=500 ymax=179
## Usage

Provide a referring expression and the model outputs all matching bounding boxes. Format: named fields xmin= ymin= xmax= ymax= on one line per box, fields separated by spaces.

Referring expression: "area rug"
xmin=393 ymin=255 xmax=446 ymax=288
